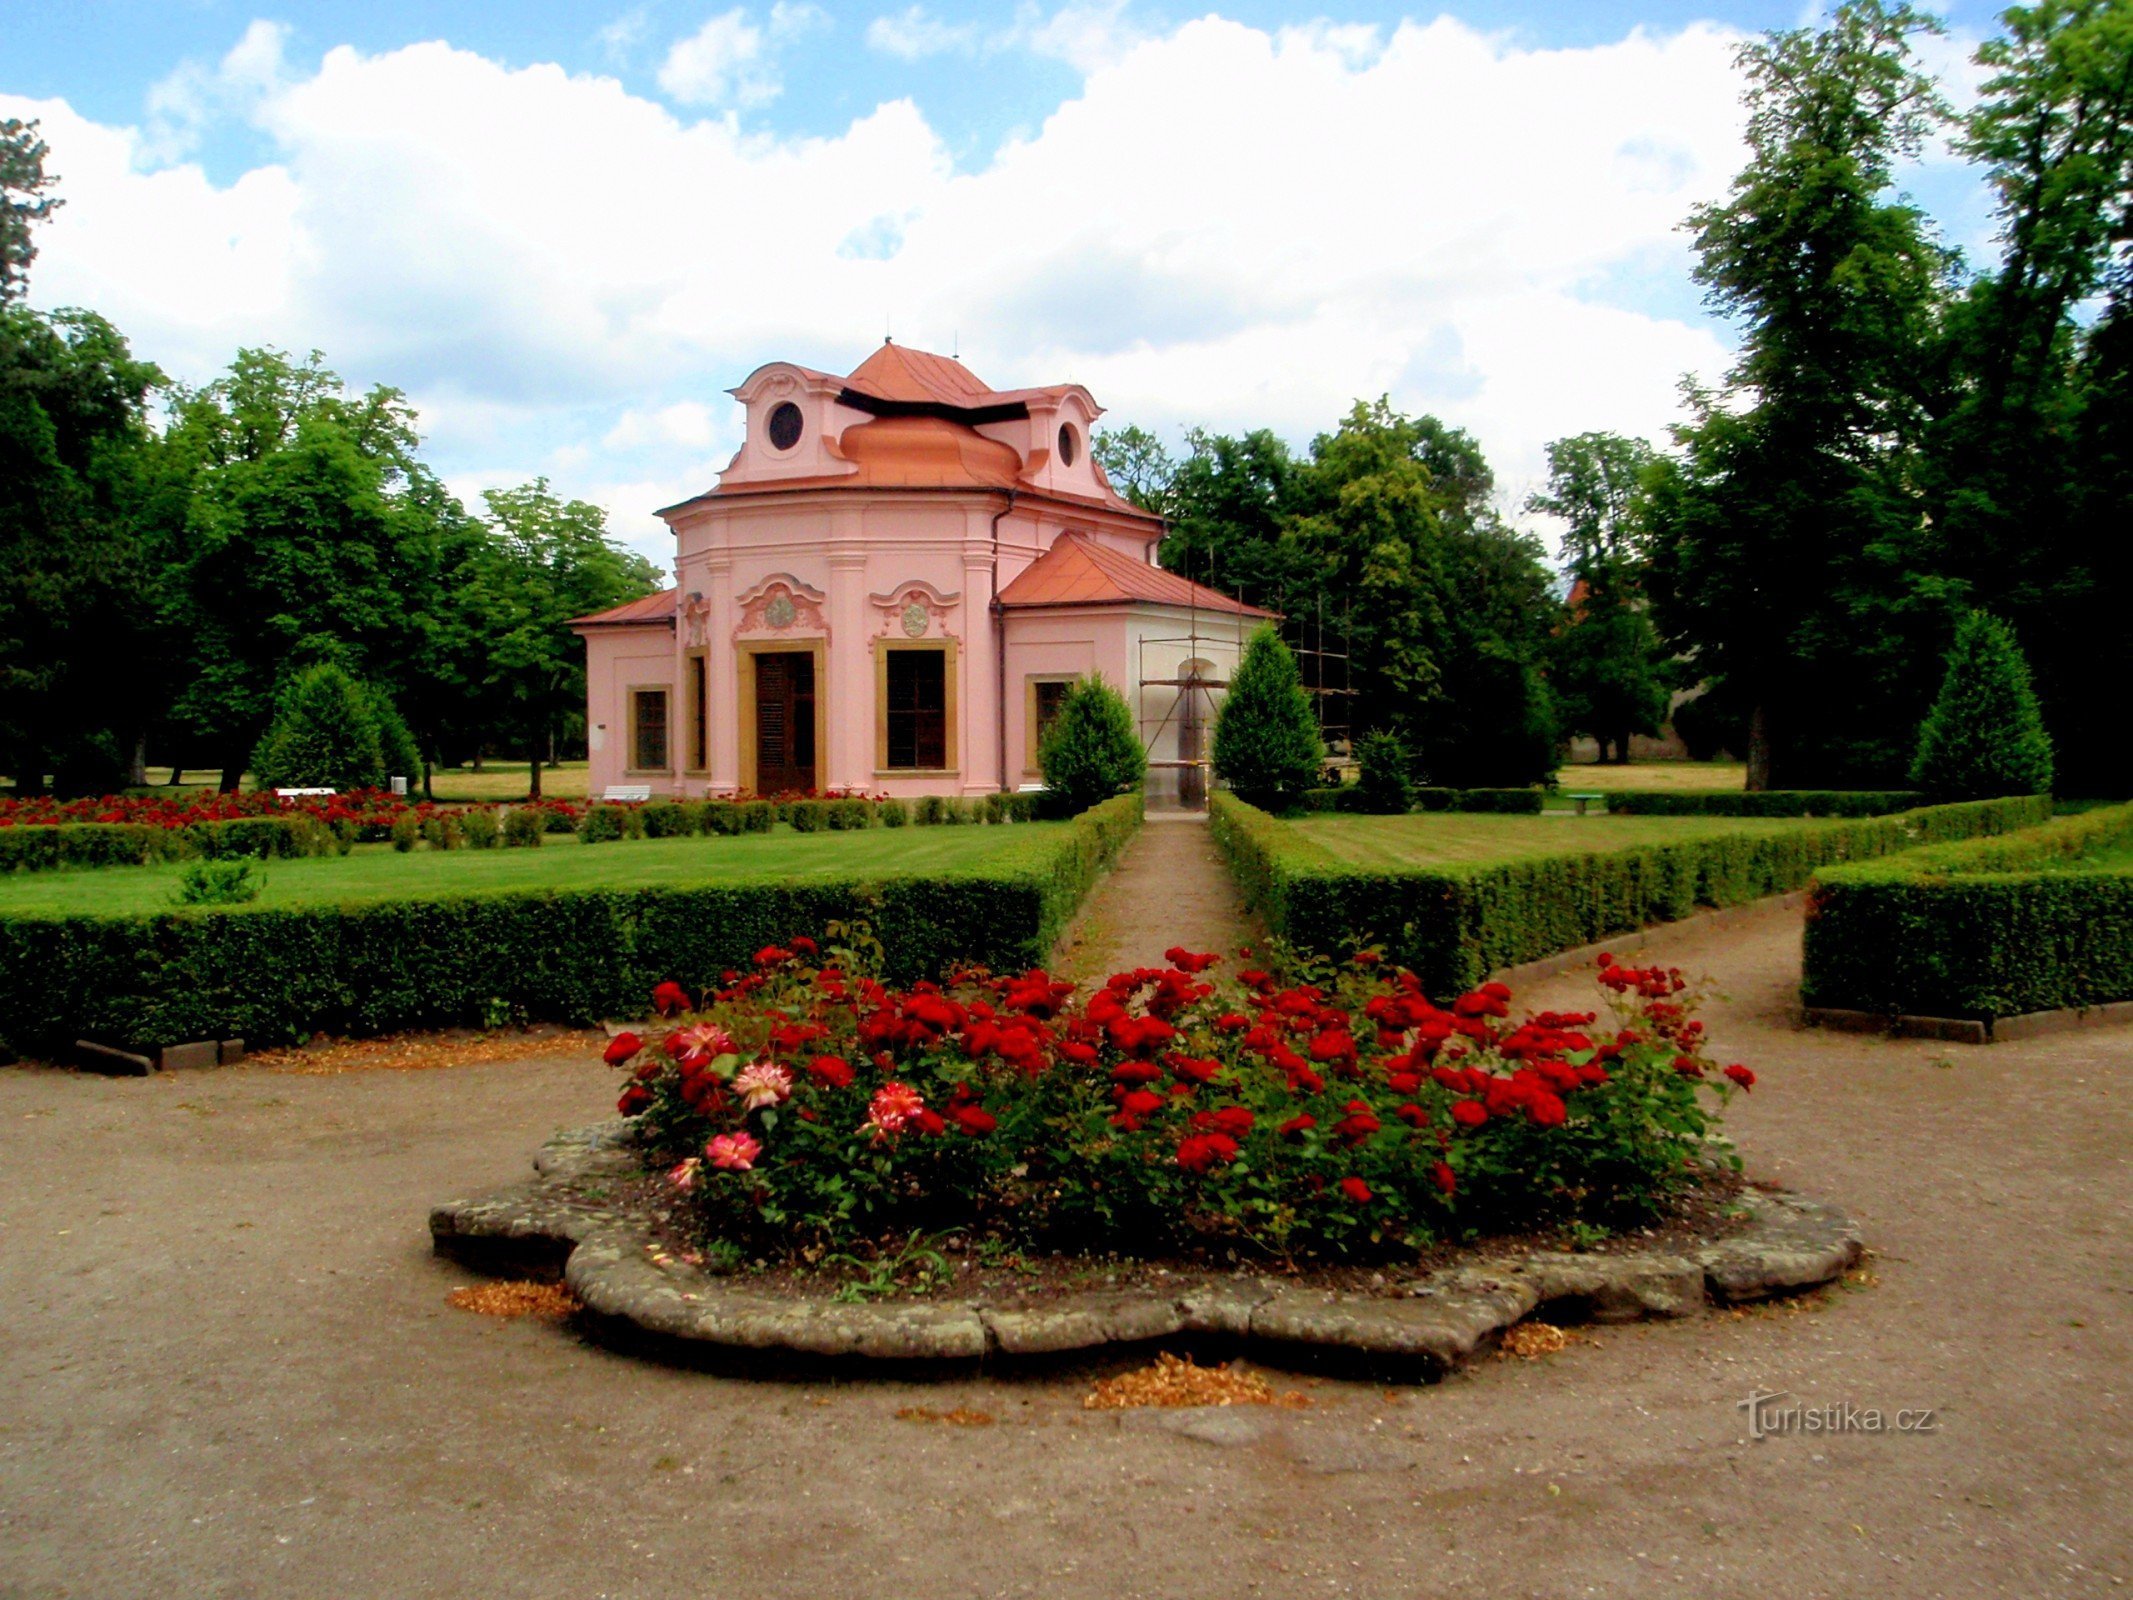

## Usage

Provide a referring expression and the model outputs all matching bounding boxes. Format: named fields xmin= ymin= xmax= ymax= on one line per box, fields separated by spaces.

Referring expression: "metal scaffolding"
xmin=1132 ymin=549 xmax=1360 ymax=806
xmin=1287 ymin=594 xmax=1356 ymax=767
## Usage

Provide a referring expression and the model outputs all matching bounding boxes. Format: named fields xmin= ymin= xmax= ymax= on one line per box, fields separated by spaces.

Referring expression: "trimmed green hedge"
xmin=0 ymin=815 xmax=334 ymax=873
xmin=1601 ymin=790 xmax=1926 ymax=818
xmin=1301 ymin=786 xmax=1543 ymax=816
xmin=1211 ymin=791 xmax=2053 ymax=999
xmin=1802 ymin=802 xmax=2133 ymax=1021
xmin=0 ymin=795 xmax=1143 ymax=1056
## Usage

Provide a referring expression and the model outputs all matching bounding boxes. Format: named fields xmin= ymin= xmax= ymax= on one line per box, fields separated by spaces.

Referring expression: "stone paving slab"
xmin=430 ymin=1123 xmax=1865 ymax=1377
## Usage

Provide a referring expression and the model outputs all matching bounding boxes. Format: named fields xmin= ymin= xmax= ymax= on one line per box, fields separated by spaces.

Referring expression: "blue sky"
xmin=3 ymin=2 xmax=2010 ymax=556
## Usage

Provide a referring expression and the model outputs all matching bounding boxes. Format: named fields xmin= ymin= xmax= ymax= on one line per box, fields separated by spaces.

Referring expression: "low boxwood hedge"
xmin=1802 ymin=801 xmax=2133 ymax=1021
xmin=1600 ymin=790 xmax=1925 ymax=817
xmin=1211 ymin=791 xmax=2052 ymax=999
xmin=0 ymin=794 xmax=1143 ymax=1056
xmin=0 ymin=815 xmax=334 ymax=874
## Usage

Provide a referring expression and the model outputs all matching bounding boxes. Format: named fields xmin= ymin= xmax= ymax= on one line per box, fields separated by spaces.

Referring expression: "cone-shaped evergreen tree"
xmin=1037 ymin=675 xmax=1146 ymax=813
xmin=250 ymin=664 xmax=387 ymax=790
xmin=1214 ymin=627 xmax=1324 ymax=810
xmin=1910 ymin=612 xmax=2054 ymax=800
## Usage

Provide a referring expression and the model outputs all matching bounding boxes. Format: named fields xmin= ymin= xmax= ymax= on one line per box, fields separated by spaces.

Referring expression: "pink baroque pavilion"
xmin=572 ymin=342 xmax=1272 ymax=804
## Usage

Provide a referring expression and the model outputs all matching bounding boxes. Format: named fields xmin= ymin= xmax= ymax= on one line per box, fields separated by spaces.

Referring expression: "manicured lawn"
xmin=1289 ymin=810 xmax=1813 ymax=870
xmin=0 ymin=824 xmax=1061 ymax=918
xmin=2066 ymin=839 xmax=2133 ymax=871
xmin=426 ymin=761 xmax=591 ymax=803
xmin=1550 ymin=760 xmax=1748 ymax=792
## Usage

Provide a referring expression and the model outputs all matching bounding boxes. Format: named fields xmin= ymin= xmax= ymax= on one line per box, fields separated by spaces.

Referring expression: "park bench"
xmin=600 ymin=785 xmax=652 ymax=803
xmin=1564 ymin=791 xmax=1603 ymax=816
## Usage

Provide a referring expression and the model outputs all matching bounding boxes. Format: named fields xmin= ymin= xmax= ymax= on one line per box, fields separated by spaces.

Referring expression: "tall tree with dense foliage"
xmin=1531 ymin=432 xmax=1671 ymax=764
xmin=1214 ymin=627 xmax=1324 ymax=810
xmin=1091 ymin=424 xmax=1177 ymax=516
xmin=478 ymin=479 xmax=662 ymax=799
xmin=1646 ymin=1 xmax=1952 ymax=789
xmin=1288 ymin=402 xmax=1557 ymax=783
xmin=154 ymin=349 xmax=465 ymax=786
xmin=1924 ymin=0 xmax=2133 ymax=796
xmin=0 ymin=305 xmax=163 ymax=791
xmin=0 ymin=119 xmax=63 ymax=302
xmin=1156 ymin=427 xmax=1308 ymax=611
xmin=1910 ymin=612 xmax=2055 ymax=799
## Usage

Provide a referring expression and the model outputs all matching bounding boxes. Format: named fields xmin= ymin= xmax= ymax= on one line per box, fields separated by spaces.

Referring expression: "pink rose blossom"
xmin=666 ymin=1157 xmax=702 ymax=1192
xmin=670 ymin=1022 xmax=738 ymax=1059
xmin=733 ymin=1059 xmax=794 ymax=1111
xmin=862 ymin=1081 xmax=925 ymax=1141
xmin=705 ymin=1132 xmax=763 ymax=1171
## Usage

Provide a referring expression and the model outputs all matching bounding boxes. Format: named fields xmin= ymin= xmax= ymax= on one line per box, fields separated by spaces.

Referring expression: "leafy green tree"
xmin=1910 ymin=612 xmax=2054 ymax=799
xmin=250 ymin=664 xmax=387 ymax=790
xmin=1091 ymin=425 xmax=1177 ymax=515
xmin=1 ymin=118 xmax=63 ymax=302
xmin=1924 ymin=1 xmax=2133 ymax=796
xmin=1528 ymin=431 xmax=1654 ymax=573
xmin=1037 ymin=675 xmax=1146 ymax=813
xmin=2063 ymin=269 xmax=2133 ymax=795
xmin=1157 ymin=427 xmax=1308 ymax=611
xmin=0 ymin=305 xmax=163 ymax=791
xmin=1646 ymin=1 xmax=1952 ymax=789
xmin=1530 ymin=433 xmax=1671 ymax=764
xmin=155 ymin=349 xmax=460 ymax=787
xmin=478 ymin=479 xmax=661 ymax=799
xmin=1214 ymin=627 xmax=1323 ymax=810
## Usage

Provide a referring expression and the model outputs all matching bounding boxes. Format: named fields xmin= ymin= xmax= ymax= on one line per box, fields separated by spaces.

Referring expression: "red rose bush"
xmin=609 ymin=941 xmax=1750 ymax=1262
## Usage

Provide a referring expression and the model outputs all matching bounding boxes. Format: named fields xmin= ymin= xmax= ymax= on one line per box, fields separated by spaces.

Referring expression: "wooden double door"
xmin=753 ymin=651 xmax=817 ymax=794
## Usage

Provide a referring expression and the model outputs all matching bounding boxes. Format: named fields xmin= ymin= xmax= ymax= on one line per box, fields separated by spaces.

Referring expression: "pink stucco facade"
xmin=574 ymin=344 xmax=1270 ymax=802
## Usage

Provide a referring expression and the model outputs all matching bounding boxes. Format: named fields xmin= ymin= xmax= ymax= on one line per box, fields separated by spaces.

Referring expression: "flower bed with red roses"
xmin=608 ymin=937 xmax=1754 ymax=1265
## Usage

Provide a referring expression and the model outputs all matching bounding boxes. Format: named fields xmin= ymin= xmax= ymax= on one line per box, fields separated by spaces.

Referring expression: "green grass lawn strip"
xmin=0 ymin=824 xmax=1061 ymax=918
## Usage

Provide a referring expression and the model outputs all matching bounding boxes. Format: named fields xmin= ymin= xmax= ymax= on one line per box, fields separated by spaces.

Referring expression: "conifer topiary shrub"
xmin=370 ymin=691 xmax=424 ymax=788
xmin=1038 ymin=675 xmax=1147 ymax=813
xmin=250 ymin=665 xmax=388 ymax=791
xmin=1354 ymin=730 xmax=1415 ymax=813
xmin=1214 ymin=627 xmax=1324 ymax=811
xmin=1911 ymin=612 xmax=2054 ymax=801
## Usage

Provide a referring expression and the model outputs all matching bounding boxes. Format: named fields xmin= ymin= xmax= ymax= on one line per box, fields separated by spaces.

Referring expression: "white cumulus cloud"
xmin=3 ymin=10 xmax=1825 ymax=560
xmin=658 ymin=9 xmax=775 ymax=108
xmin=866 ymin=6 xmax=984 ymax=60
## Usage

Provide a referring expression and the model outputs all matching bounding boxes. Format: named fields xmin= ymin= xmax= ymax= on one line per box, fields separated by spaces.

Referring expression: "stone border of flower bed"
xmin=429 ymin=1121 xmax=1864 ymax=1375
xmin=1802 ymin=999 xmax=2133 ymax=1047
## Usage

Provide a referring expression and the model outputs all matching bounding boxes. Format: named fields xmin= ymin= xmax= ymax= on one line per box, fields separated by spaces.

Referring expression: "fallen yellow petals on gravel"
xmin=259 ymin=1027 xmax=602 ymax=1076
xmin=1497 ymin=1321 xmax=1573 ymax=1359
xmin=896 ymin=1406 xmax=995 ymax=1426
xmin=447 ymin=1281 xmax=582 ymax=1320
xmin=1083 ymin=1352 xmax=1311 ymax=1410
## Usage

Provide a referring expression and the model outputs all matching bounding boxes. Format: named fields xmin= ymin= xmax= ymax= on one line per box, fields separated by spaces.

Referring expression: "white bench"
xmin=1564 ymin=791 xmax=1603 ymax=816
xmin=274 ymin=787 xmax=336 ymax=798
xmin=600 ymin=785 xmax=653 ymax=803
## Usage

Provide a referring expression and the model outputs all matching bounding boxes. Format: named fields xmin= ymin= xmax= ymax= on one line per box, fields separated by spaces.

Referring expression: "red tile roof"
xmin=997 ymin=534 xmax=1274 ymax=617
xmin=843 ymin=342 xmax=999 ymax=407
xmin=570 ymin=588 xmax=677 ymax=628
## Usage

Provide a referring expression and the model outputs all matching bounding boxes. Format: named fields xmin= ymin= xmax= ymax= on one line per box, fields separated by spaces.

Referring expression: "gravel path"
xmin=1052 ymin=811 xmax=1260 ymax=980
xmin=1 ymin=896 xmax=2127 ymax=1599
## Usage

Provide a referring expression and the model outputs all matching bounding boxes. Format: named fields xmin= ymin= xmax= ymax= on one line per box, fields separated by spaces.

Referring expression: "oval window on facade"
xmin=767 ymin=401 xmax=804 ymax=451
xmin=1057 ymin=422 xmax=1078 ymax=467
